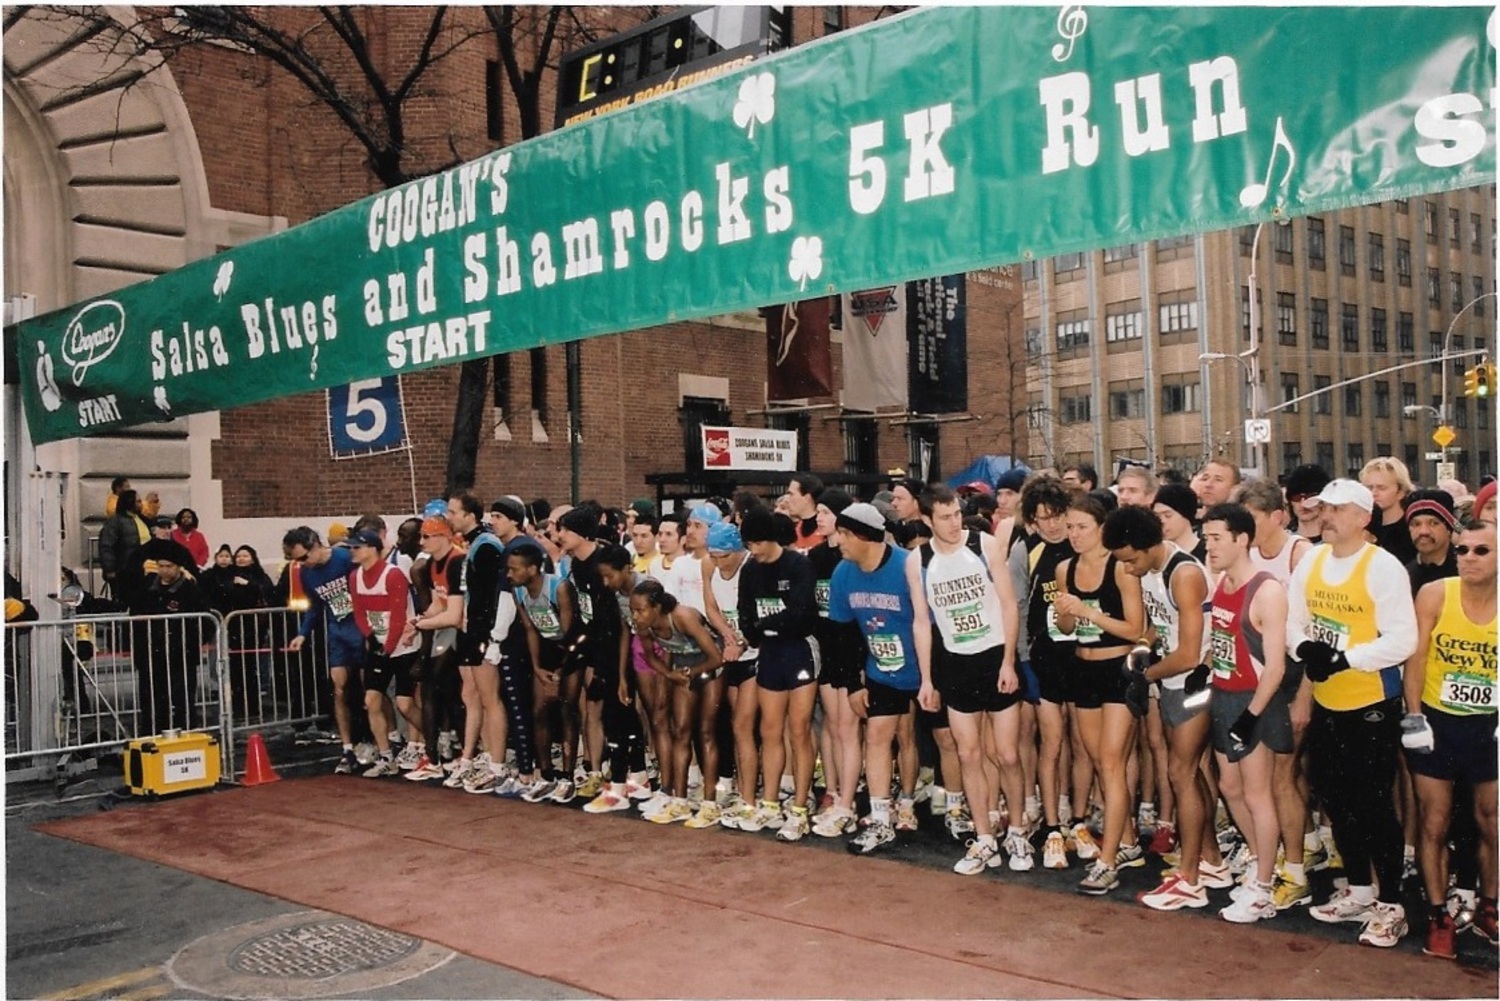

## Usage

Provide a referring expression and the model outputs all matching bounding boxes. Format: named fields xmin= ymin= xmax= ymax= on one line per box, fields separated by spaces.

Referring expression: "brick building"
xmin=4 ymin=5 xmax=1027 ymax=577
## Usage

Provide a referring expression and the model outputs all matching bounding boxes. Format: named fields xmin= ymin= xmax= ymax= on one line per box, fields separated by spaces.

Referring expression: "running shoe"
xmin=437 ymin=729 xmax=457 ymax=761
xmin=362 ymin=756 xmax=399 ymax=778
xmin=1401 ymin=847 xmax=1419 ymax=886
xmin=648 ymin=799 xmax=693 ymax=825
xmin=405 ymin=757 xmax=445 ymax=782
xmin=1004 ymin=831 xmax=1035 ymax=872
xmin=548 ymin=779 xmax=577 ymax=804
xmin=1358 ymin=902 xmax=1408 ymax=948
xmin=683 ymin=801 xmax=722 ymax=830
xmin=1197 ymin=859 xmax=1236 ymax=889
xmin=737 ymin=801 xmax=785 ymax=833
xmin=719 ymin=800 xmax=755 ymax=831
xmin=945 ymin=806 xmax=975 ymax=840
xmin=1077 ymin=861 xmax=1119 ymax=895
xmin=1114 ymin=842 xmax=1146 ymax=869
xmin=582 ymin=786 xmax=631 ymax=813
xmin=779 ymin=775 xmax=796 ymax=800
xmin=625 ymin=776 xmax=655 ymax=801
xmin=953 ymin=838 xmax=1000 ymax=876
xmin=334 ymin=750 xmax=357 ymax=775
xmin=1070 ymin=824 xmax=1100 ymax=861
xmin=1473 ymin=900 xmax=1498 ymax=944
xmin=815 ymin=792 xmax=836 ymax=817
xmin=1221 ymin=884 xmax=1276 ymax=924
xmin=776 ymin=808 xmax=811 ymax=842
xmin=1446 ymin=886 xmax=1477 ymax=934
xmin=520 ymin=778 xmax=559 ymax=803
xmin=394 ymin=743 xmax=424 ymax=771
xmin=848 ymin=819 xmax=897 ymax=855
xmin=894 ymin=802 xmax=920 ymax=833
xmin=1216 ymin=825 xmax=1243 ymax=857
xmin=464 ymin=767 xmax=502 ymax=794
xmin=1310 ymin=887 xmax=1377 ymax=925
xmin=574 ymin=772 xmax=604 ymax=799
xmin=1304 ymin=839 xmax=1332 ymax=873
xmin=1317 ymin=831 xmax=1344 ymax=872
xmin=1224 ymin=841 xmax=1255 ymax=876
xmin=1138 ymin=873 xmax=1208 ymax=911
xmin=494 ymin=774 xmax=528 ymax=798
xmin=441 ymin=760 xmax=473 ymax=788
xmin=1147 ymin=822 xmax=1177 ymax=857
xmin=1137 ymin=803 xmax=1158 ymax=834
xmin=1271 ymin=876 xmax=1312 ymax=911
xmin=1086 ymin=802 xmax=1105 ymax=836
xmin=1424 ymin=912 xmax=1458 ymax=960
xmin=812 ymin=807 xmax=857 ymax=838
xmin=1042 ymin=830 xmax=1068 ymax=870
xmin=637 ymin=789 xmax=671 ymax=818
xmin=353 ymin=741 xmax=378 ymax=766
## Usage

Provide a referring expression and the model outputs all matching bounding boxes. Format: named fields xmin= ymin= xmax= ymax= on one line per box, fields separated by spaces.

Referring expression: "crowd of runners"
xmin=279 ymin=457 xmax=1497 ymax=958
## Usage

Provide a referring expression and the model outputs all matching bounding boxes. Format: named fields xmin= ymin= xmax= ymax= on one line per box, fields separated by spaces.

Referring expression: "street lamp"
xmin=1199 ymin=349 xmax=1263 ymax=474
xmin=1403 ymin=403 xmax=1443 ymax=420
xmin=1440 ymin=291 xmax=1499 ymax=425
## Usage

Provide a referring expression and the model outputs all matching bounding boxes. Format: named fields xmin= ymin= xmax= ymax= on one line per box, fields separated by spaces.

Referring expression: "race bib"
xmin=815 ymin=580 xmax=832 ymax=616
xmin=946 ymin=609 xmax=992 ymax=645
xmin=368 ymin=609 xmax=390 ymax=641
xmin=1074 ymin=599 xmax=1104 ymax=644
xmin=530 ymin=606 xmax=561 ymax=639
xmin=1045 ymin=604 xmax=1075 ymax=644
xmin=324 ymin=588 xmax=354 ymax=620
xmin=1308 ymin=613 xmax=1349 ymax=652
xmin=1439 ymin=671 xmax=1497 ymax=713
xmin=577 ymin=591 xmax=594 ymax=624
xmin=869 ymin=633 xmax=905 ymax=673
xmin=756 ymin=597 xmax=786 ymax=619
xmin=1210 ymin=628 xmax=1236 ymax=680
xmin=723 ymin=608 xmax=740 ymax=630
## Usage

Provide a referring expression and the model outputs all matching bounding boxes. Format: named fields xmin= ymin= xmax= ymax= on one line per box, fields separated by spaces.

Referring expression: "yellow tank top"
xmin=1422 ymin=578 xmax=1497 ymax=716
xmin=1303 ymin=545 xmax=1402 ymax=711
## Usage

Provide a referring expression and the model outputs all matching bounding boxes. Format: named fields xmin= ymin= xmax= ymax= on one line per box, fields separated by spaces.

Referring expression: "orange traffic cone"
xmin=242 ymin=732 xmax=281 ymax=786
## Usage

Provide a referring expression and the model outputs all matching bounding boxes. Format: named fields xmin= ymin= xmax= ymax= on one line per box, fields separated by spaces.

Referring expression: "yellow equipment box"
xmin=126 ymin=731 xmax=221 ymax=798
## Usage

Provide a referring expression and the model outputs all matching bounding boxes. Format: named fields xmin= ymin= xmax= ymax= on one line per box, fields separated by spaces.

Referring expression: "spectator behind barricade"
xmin=172 ymin=508 xmax=211 ymax=570
xmin=104 ymin=475 xmax=131 ymax=518
xmin=223 ymin=545 xmax=277 ymax=721
xmin=98 ymin=488 xmax=149 ymax=600
xmin=198 ymin=545 xmax=236 ymax=614
xmin=128 ymin=540 xmax=210 ymax=733
xmin=139 ymin=491 xmax=162 ymax=521
xmin=4 ymin=570 xmax=38 ymax=624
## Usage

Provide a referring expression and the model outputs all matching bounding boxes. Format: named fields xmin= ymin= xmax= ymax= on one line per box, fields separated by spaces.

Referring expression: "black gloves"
xmin=1297 ymin=640 xmax=1351 ymax=683
xmin=1184 ymin=664 xmax=1211 ymax=696
xmin=1228 ymin=707 xmax=1260 ymax=750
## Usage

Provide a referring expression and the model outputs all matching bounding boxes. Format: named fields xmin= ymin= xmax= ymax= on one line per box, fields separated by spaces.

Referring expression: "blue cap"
xmin=688 ymin=503 xmax=723 ymax=526
xmin=706 ymin=521 xmax=744 ymax=554
xmin=423 ymin=498 xmax=448 ymax=518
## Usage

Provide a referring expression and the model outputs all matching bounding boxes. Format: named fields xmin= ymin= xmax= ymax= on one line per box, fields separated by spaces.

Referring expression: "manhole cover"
xmin=168 ymin=910 xmax=454 ymax=999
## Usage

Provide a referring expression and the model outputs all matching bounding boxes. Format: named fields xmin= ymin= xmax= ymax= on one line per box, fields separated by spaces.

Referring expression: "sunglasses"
xmin=420 ymin=533 xmax=445 ymax=540
xmin=1454 ymin=544 xmax=1493 ymax=557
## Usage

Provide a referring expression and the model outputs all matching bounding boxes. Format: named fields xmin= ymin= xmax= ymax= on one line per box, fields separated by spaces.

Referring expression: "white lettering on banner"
xmin=609 ymin=209 xmax=637 ymax=268
xmin=531 ymin=232 xmax=557 ymax=287
xmin=151 ymin=323 xmax=230 ymax=379
xmin=848 ymin=121 xmax=888 ymax=214
xmin=385 ymin=311 xmax=492 ymax=368
xmin=1414 ymin=93 xmax=1488 ymax=167
xmin=562 ymin=218 xmax=605 ymax=279
xmin=903 ymin=103 xmax=955 ymax=201
xmin=1040 ymin=57 xmax=1247 ymax=173
xmin=242 ymin=296 xmax=338 ymax=359
xmin=764 ymin=167 xmax=793 ymax=233
xmin=681 ymin=191 xmax=705 ymax=252
xmin=366 ymin=153 xmax=507 ymax=253
xmin=716 ymin=162 xmax=751 ymax=244
xmin=78 ymin=394 xmax=121 ymax=427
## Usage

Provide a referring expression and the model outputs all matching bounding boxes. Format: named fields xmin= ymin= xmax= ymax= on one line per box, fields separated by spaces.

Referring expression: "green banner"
xmin=15 ymin=5 xmax=1494 ymax=444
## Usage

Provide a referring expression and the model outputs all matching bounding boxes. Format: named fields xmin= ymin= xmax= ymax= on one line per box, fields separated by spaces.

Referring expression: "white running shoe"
xmin=1004 ymin=831 xmax=1036 ymax=872
xmin=953 ymin=838 xmax=1001 ymax=875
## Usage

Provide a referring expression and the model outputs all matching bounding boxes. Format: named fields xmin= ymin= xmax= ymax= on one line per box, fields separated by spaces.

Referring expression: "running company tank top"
xmin=1421 ymin=577 xmax=1497 ymax=716
xmin=517 ymin=574 xmax=564 ymax=641
xmin=1209 ymin=571 xmax=1270 ymax=693
xmin=1027 ymin=538 xmax=1076 ymax=651
xmin=920 ymin=531 xmax=1004 ymax=656
xmin=1064 ymin=554 xmax=1126 ymax=647
xmin=1302 ymin=545 xmax=1400 ymax=711
xmin=710 ymin=556 xmax=758 ymax=662
xmin=1141 ymin=546 xmax=1212 ymax=692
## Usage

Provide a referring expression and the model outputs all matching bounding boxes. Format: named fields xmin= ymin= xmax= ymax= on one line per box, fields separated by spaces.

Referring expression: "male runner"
xmin=285 ymin=526 xmax=364 ymax=774
xmin=348 ymin=529 xmax=421 ymax=777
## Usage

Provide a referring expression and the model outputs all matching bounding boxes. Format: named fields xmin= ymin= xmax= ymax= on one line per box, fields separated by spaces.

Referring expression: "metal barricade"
xmin=3 ymin=611 xmax=225 ymax=783
xmin=220 ymin=608 xmax=333 ymax=777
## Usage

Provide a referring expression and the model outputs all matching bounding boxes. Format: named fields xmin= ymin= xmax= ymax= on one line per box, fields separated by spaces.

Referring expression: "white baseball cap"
xmin=1313 ymin=478 xmax=1374 ymax=513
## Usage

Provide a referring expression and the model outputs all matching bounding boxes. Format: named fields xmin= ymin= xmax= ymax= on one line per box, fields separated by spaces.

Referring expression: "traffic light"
xmin=1480 ymin=362 xmax=1496 ymax=398
xmin=1464 ymin=364 xmax=1482 ymax=397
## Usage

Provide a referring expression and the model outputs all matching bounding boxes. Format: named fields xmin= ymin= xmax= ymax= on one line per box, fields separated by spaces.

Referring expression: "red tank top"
xmin=1209 ymin=572 xmax=1270 ymax=694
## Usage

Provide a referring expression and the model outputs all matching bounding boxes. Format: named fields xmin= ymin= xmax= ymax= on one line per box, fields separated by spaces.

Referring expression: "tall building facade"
xmin=1023 ymin=185 xmax=1497 ymax=485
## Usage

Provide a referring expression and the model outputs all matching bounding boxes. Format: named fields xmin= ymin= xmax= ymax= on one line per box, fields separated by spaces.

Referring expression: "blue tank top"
xmin=828 ymin=545 xmax=919 ymax=690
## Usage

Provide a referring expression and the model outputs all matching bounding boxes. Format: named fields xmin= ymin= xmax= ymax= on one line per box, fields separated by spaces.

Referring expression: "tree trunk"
xmin=444 ymin=358 xmax=490 ymax=493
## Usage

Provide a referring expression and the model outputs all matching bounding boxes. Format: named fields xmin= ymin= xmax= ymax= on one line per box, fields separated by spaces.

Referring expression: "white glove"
xmin=1400 ymin=712 xmax=1434 ymax=754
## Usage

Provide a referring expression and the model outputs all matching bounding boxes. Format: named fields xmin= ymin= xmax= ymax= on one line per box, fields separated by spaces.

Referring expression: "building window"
xmin=1156 ymin=234 xmax=1194 ymax=262
xmin=1455 ymin=400 xmax=1469 ymax=429
xmin=1429 ymin=330 xmax=1444 ymax=372
xmin=1241 ymin=286 xmax=1262 ymax=339
xmin=1280 ymin=372 xmax=1300 ymax=413
xmin=1024 ymin=325 xmax=1043 ymax=358
xmin=1398 ymin=312 xmax=1415 ymax=352
xmin=1060 ymin=393 xmax=1093 ymax=424
xmin=843 ymin=416 xmax=879 ymax=479
xmin=1314 ymin=375 xmax=1333 ymax=415
xmin=493 ymin=352 xmax=512 ymax=419
xmin=1055 ymin=252 xmax=1085 ymax=275
xmin=1475 ymin=277 xmax=1487 ymax=316
xmin=1311 ymin=298 xmax=1329 ymax=349
xmin=1021 ymin=259 xmax=1039 ymax=282
xmin=1161 ymin=380 xmax=1201 ymax=414
xmin=1428 ymin=267 xmax=1442 ymax=307
xmin=1105 ymin=302 xmax=1143 ymax=347
xmin=1371 ymin=308 xmax=1388 ymax=352
xmin=1479 ymin=399 xmax=1490 ymax=431
xmin=1273 ymin=222 xmax=1294 ymax=264
xmin=1158 ymin=291 xmax=1199 ymax=343
xmin=1346 ymin=442 xmax=1365 ymax=478
xmin=823 ymin=6 xmax=845 ymax=33
xmin=1344 ymin=386 xmax=1362 ymax=416
xmin=1396 ymin=239 xmax=1412 ymax=286
xmin=1404 ymin=443 xmax=1420 ymax=473
xmin=1315 ymin=441 xmax=1335 ymax=472
xmin=1426 ymin=200 xmax=1440 ymax=244
xmin=1056 ymin=311 xmax=1091 ymax=353
xmin=1452 ymin=272 xmax=1465 ymax=313
xmin=1238 ymin=225 xmax=1256 ymax=256
xmin=1401 ymin=382 xmax=1418 ymax=415
xmin=1341 ymin=303 xmax=1359 ymax=351
xmin=1281 ymin=441 xmax=1303 ymax=472
xmin=1374 ymin=380 xmax=1391 ymax=418
xmin=1368 ymin=232 xmax=1384 ymax=280
xmin=768 ymin=410 xmax=812 ymax=470
xmin=1307 ymin=217 xmax=1326 ymax=270
xmin=1480 ymin=449 xmax=1493 ymax=479
xmin=1276 ymin=292 xmax=1297 ymax=345
xmin=1452 ymin=335 xmax=1467 ymax=374
xmin=1395 ymin=198 xmax=1409 ymax=214
xmin=1103 ymin=243 xmax=1138 ymax=272
xmin=529 ymin=347 xmax=548 ymax=426
xmin=1472 ymin=212 xmax=1484 ymax=254
xmin=1338 ymin=225 xmax=1356 ymax=276
xmin=1110 ymin=382 xmax=1146 ymax=419
xmin=1450 ymin=207 xmax=1462 ymax=248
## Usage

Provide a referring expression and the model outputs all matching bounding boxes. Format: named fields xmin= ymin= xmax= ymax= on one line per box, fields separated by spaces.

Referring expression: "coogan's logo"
xmin=60 ymin=300 xmax=125 ymax=387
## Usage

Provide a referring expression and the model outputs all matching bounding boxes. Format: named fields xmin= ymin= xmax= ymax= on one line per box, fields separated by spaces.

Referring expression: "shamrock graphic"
xmin=788 ymin=235 xmax=823 ymax=292
xmin=732 ymin=73 xmax=776 ymax=139
xmin=213 ymin=260 xmax=234 ymax=301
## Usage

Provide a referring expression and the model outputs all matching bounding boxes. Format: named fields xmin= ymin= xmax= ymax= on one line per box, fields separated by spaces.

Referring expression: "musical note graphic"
xmin=1051 ymin=6 xmax=1088 ymax=63
xmin=1239 ymin=117 xmax=1296 ymax=210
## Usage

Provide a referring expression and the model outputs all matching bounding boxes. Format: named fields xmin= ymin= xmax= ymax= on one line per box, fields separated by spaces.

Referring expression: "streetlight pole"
xmin=1244 ymin=221 xmax=1268 ymax=479
xmin=1440 ymin=291 xmax=1498 ymax=425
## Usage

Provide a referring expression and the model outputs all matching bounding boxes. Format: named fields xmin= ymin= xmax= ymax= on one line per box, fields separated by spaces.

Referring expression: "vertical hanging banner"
xmin=908 ymin=275 xmax=967 ymax=414
xmin=327 ymin=376 xmax=408 ymax=459
xmin=12 ymin=6 xmax=1494 ymax=445
xmin=841 ymin=286 xmax=908 ymax=412
xmin=766 ymin=299 xmax=833 ymax=400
